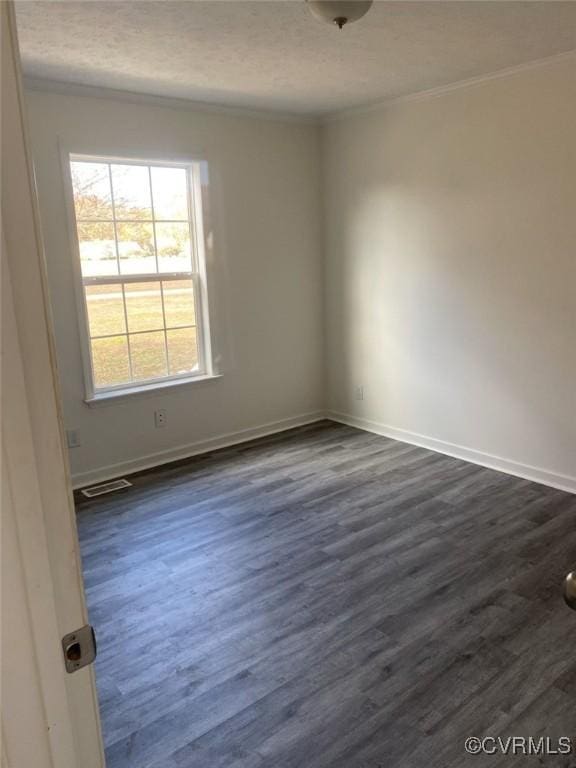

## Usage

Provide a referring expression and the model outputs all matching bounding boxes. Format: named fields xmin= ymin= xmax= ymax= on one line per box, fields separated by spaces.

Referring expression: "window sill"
xmin=84 ymin=373 xmax=222 ymax=407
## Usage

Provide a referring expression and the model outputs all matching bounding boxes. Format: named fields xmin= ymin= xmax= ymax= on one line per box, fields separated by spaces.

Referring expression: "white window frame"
xmin=62 ymin=152 xmax=215 ymax=403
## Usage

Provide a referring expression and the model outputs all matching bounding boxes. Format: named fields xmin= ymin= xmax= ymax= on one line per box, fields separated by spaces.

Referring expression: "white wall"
xmin=323 ymin=55 xmax=576 ymax=491
xmin=26 ymin=89 xmax=324 ymax=486
xmin=27 ymin=55 xmax=576 ymax=493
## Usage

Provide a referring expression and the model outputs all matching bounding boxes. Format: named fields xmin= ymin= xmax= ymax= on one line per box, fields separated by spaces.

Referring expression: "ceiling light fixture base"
xmin=307 ymin=1 xmax=373 ymax=29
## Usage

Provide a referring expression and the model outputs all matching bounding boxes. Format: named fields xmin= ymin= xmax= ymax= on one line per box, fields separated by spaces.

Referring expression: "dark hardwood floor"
xmin=76 ymin=421 xmax=576 ymax=768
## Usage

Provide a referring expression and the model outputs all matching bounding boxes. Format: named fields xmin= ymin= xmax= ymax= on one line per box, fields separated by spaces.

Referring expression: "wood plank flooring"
xmin=76 ymin=421 xmax=576 ymax=768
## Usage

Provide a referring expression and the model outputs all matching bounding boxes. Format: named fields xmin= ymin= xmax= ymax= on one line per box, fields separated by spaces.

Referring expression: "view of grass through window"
xmin=70 ymin=158 xmax=203 ymax=391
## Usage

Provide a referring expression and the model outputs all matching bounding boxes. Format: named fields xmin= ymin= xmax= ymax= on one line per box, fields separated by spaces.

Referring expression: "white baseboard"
xmin=72 ymin=411 xmax=326 ymax=489
xmin=328 ymin=410 xmax=576 ymax=495
xmin=73 ymin=408 xmax=576 ymax=496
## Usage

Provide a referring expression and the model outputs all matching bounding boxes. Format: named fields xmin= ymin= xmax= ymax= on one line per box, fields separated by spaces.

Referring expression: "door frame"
xmin=2 ymin=3 xmax=105 ymax=765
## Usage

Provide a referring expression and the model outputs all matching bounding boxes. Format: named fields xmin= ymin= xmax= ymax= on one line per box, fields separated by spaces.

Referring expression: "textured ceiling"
xmin=15 ymin=1 xmax=576 ymax=117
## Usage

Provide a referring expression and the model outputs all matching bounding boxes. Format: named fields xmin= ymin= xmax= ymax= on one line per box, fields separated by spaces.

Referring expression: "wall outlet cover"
xmin=66 ymin=428 xmax=81 ymax=448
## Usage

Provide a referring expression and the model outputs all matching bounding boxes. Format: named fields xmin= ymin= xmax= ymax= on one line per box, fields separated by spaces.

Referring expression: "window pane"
xmin=111 ymin=164 xmax=152 ymax=219
xmin=91 ymin=336 xmax=130 ymax=388
xmin=151 ymin=167 xmax=188 ymax=220
xmin=130 ymin=331 xmax=167 ymax=381
xmin=167 ymin=327 xmax=198 ymax=374
xmin=77 ymin=222 xmax=118 ymax=277
xmin=69 ymin=157 xmax=209 ymax=393
xmin=116 ymin=222 xmax=156 ymax=275
xmin=125 ymin=282 xmax=163 ymax=333
xmin=71 ymin=161 xmax=113 ymax=220
xmin=85 ymin=284 xmax=125 ymax=338
xmin=163 ymin=280 xmax=195 ymax=328
xmin=156 ymin=223 xmax=192 ymax=273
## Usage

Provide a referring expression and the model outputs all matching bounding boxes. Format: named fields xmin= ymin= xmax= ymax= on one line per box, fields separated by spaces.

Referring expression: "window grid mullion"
xmin=77 ymin=218 xmax=188 ymax=225
xmin=149 ymin=167 xmax=170 ymax=375
xmin=89 ymin=324 xmax=196 ymax=342
xmin=73 ymin=157 xmax=207 ymax=394
xmin=72 ymin=155 xmax=190 ymax=171
xmin=187 ymin=166 xmax=199 ymax=274
xmin=107 ymin=163 xmax=121 ymax=276
xmin=148 ymin=166 xmax=161 ymax=275
xmin=82 ymin=272 xmax=195 ymax=287
xmin=159 ymin=281 xmax=170 ymax=375
xmin=120 ymin=283 xmax=134 ymax=381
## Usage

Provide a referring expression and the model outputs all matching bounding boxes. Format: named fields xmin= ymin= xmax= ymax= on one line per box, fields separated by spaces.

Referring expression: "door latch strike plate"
xmin=62 ymin=624 xmax=97 ymax=673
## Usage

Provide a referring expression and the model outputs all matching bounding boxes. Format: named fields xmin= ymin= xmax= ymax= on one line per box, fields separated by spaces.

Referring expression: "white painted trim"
xmin=60 ymin=150 xmax=215 ymax=401
xmin=21 ymin=40 xmax=576 ymax=127
xmin=328 ymin=411 xmax=576 ymax=496
xmin=22 ymin=76 xmax=320 ymax=125
xmin=22 ymin=49 xmax=576 ymax=126
xmin=74 ymin=408 xmax=576 ymax=494
xmin=324 ymin=48 xmax=576 ymax=123
xmin=84 ymin=373 xmax=223 ymax=406
xmin=3 ymin=3 xmax=104 ymax=764
xmin=72 ymin=411 xmax=326 ymax=488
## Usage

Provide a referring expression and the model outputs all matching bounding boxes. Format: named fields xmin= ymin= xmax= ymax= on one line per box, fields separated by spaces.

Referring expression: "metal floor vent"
xmin=81 ymin=478 xmax=132 ymax=498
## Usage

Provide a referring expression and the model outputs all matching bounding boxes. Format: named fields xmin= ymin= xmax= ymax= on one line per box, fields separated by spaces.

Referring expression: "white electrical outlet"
xmin=154 ymin=409 xmax=167 ymax=428
xmin=66 ymin=428 xmax=81 ymax=448
xmin=355 ymin=386 xmax=364 ymax=401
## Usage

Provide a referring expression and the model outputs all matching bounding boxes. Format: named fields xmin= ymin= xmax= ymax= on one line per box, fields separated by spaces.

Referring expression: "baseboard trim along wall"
xmin=73 ymin=409 xmax=576 ymax=495
xmin=71 ymin=411 xmax=325 ymax=488
xmin=328 ymin=411 xmax=576 ymax=496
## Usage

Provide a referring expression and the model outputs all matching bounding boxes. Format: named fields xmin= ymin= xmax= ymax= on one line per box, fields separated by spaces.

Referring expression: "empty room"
xmin=2 ymin=1 xmax=576 ymax=766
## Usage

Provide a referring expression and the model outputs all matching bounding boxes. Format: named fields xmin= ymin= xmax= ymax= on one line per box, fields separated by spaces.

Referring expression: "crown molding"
xmin=323 ymin=47 xmax=576 ymax=124
xmin=22 ymin=76 xmax=321 ymax=127
xmin=22 ymin=46 xmax=576 ymax=127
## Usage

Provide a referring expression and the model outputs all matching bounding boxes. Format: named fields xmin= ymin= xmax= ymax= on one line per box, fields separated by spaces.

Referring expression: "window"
xmin=68 ymin=155 xmax=212 ymax=399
